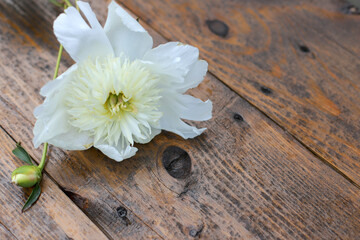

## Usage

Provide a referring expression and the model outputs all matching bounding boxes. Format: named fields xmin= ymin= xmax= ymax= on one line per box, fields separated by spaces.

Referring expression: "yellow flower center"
xmin=105 ymin=92 xmax=135 ymax=115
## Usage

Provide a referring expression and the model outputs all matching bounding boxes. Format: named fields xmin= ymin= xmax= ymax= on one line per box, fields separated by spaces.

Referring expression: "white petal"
xmin=133 ymin=127 xmax=161 ymax=144
xmin=33 ymin=67 xmax=75 ymax=147
xmin=157 ymin=96 xmax=205 ymax=139
xmin=94 ymin=139 xmax=138 ymax=162
xmin=104 ymin=1 xmax=153 ymax=60
xmin=177 ymin=60 xmax=208 ymax=93
xmin=33 ymin=66 xmax=93 ymax=150
xmin=53 ymin=2 xmax=113 ymax=62
xmin=142 ymin=42 xmax=211 ymax=138
xmin=34 ymin=102 xmax=93 ymax=150
xmin=160 ymin=109 xmax=206 ymax=139
xmin=77 ymin=1 xmax=102 ymax=29
xmin=177 ymin=95 xmax=212 ymax=121
xmin=156 ymin=89 xmax=212 ymax=139
xmin=39 ymin=65 xmax=77 ymax=97
xmin=142 ymin=42 xmax=199 ymax=84
xmin=33 ymin=100 xmax=69 ymax=148
xmin=47 ymin=128 xmax=93 ymax=150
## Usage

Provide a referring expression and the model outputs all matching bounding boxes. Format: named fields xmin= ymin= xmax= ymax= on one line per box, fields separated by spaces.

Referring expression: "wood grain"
xmin=119 ymin=0 xmax=360 ymax=185
xmin=0 ymin=223 xmax=17 ymax=240
xmin=0 ymin=128 xmax=108 ymax=240
xmin=0 ymin=0 xmax=359 ymax=239
xmin=3 ymin=71 xmax=360 ymax=239
xmin=0 ymin=2 xmax=165 ymax=240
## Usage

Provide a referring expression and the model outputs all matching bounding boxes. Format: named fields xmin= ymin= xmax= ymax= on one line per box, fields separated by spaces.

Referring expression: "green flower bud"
xmin=11 ymin=165 xmax=42 ymax=188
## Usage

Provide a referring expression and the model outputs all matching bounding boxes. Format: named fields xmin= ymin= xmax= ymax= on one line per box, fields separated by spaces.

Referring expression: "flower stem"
xmin=39 ymin=44 xmax=64 ymax=172
xmin=38 ymin=142 xmax=48 ymax=172
xmin=63 ymin=0 xmax=73 ymax=8
xmin=53 ymin=44 xmax=63 ymax=79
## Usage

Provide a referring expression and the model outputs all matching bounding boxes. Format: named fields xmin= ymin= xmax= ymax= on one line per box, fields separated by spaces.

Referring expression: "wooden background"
xmin=0 ymin=0 xmax=359 ymax=239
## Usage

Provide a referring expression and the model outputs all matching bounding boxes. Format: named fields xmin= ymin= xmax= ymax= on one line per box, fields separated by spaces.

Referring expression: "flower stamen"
xmin=106 ymin=92 xmax=133 ymax=115
xmin=105 ymin=92 xmax=135 ymax=116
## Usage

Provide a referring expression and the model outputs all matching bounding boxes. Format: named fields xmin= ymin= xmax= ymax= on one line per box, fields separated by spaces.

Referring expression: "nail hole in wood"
xmin=299 ymin=45 xmax=310 ymax=53
xmin=162 ymin=146 xmax=191 ymax=179
xmin=189 ymin=225 xmax=204 ymax=238
xmin=233 ymin=113 xmax=244 ymax=122
xmin=116 ymin=206 xmax=127 ymax=218
xmin=189 ymin=229 xmax=198 ymax=237
xmin=260 ymin=86 xmax=272 ymax=95
xmin=206 ymin=19 xmax=229 ymax=37
xmin=116 ymin=206 xmax=132 ymax=226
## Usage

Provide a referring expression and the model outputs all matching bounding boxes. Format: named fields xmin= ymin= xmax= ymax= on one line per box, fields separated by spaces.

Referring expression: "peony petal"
xmin=33 ymin=66 xmax=93 ymax=150
xmin=143 ymin=42 xmax=199 ymax=84
xmin=76 ymin=1 xmax=102 ymax=29
xmin=104 ymin=1 xmax=153 ymax=60
xmin=177 ymin=60 xmax=208 ymax=93
xmin=142 ymin=42 xmax=211 ymax=138
xmin=33 ymin=67 xmax=77 ymax=148
xmin=33 ymin=100 xmax=70 ymax=148
xmin=160 ymin=109 xmax=206 ymax=139
xmin=53 ymin=2 xmax=113 ymax=62
xmin=158 ymin=94 xmax=207 ymax=139
xmin=133 ymin=127 xmax=161 ymax=144
xmin=177 ymin=95 xmax=212 ymax=121
xmin=39 ymin=65 xmax=77 ymax=97
xmin=94 ymin=139 xmax=138 ymax=162
xmin=47 ymin=128 xmax=93 ymax=150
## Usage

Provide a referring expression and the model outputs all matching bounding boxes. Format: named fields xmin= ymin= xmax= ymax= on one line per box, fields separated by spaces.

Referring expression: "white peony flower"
xmin=33 ymin=1 xmax=212 ymax=162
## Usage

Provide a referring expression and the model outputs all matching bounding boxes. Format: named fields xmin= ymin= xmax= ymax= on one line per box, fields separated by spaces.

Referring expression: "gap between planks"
xmin=0 ymin=219 xmax=19 ymax=240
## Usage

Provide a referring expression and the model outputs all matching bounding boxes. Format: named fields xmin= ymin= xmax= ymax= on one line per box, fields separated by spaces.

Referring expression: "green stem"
xmin=39 ymin=44 xmax=64 ymax=172
xmin=53 ymin=45 xmax=63 ymax=79
xmin=38 ymin=142 xmax=48 ymax=172
xmin=63 ymin=0 xmax=73 ymax=8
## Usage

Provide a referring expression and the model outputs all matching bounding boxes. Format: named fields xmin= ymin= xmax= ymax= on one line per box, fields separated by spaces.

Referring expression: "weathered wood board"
xmin=0 ymin=128 xmax=108 ymax=240
xmin=0 ymin=0 xmax=359 ymax=239
xmin=120 ymin=0 xmax=360 ymax=185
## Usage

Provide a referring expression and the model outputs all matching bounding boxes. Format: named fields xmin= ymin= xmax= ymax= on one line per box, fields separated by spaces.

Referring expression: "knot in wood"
xmin=260 ymin=86 xmax=272 ymax=95
xmin=206 ymin=19 xmax=229 ymax=37
xmin=162 ymin=146 xmax=191 ymax=179
xmin=233 ymin=113 xmax=244 ymax=121
xmin=298 ymin=44 xmax=310 ymax=53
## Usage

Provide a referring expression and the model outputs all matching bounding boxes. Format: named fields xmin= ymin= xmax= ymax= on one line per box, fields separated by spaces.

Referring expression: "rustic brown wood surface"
xmin=120 ymin=0 xmax=360 ymax=186
xmin=0 ymin=128 xmax=108 ymax=240
xmin=0 ymin=0 xmax=359 ymax=239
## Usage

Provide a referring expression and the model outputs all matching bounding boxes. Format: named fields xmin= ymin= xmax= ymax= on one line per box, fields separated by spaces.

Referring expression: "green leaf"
xmin=22 ymin=183 xmax=41 ymax=212
xmin=48 ymin=0 xmax=63 ymax=7
xmin=12 ymin=143 xmax=33 ymax=165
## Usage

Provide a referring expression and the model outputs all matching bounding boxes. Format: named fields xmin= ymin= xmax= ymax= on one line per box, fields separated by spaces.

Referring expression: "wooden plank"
xmin=119 ymin=0 xmax=360 ymax=185
xmin=0 ymin=128 xmax=108 ymax=240
xmin=3 ymin=74 xmax=360 ymax=239
xmin=0 ymin=2 xmax=166 ymax=239
xmin=0 ymin=223 xmax=17 ymax=240
xmin=0 ymin=0 xmax=360 ymax=239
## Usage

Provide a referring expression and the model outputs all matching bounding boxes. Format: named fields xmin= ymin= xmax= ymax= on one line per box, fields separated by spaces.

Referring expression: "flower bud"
xmin=11 ymin=165 xmax=42 ymax=188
